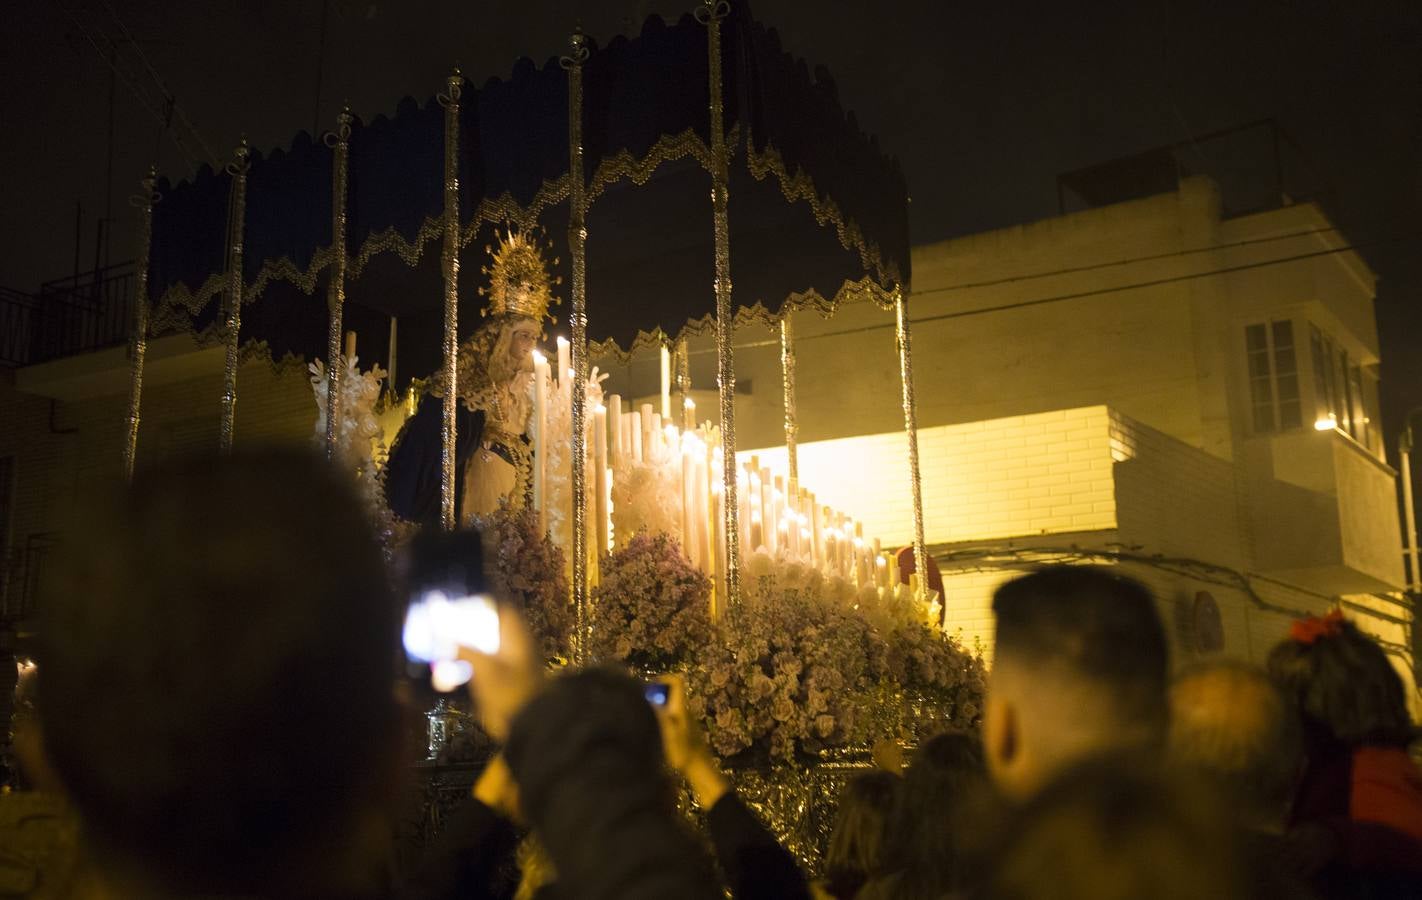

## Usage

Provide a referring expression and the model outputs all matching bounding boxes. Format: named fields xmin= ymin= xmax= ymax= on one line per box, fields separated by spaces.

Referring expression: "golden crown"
xmin=478 ymin=227 xmax=560 ymax=324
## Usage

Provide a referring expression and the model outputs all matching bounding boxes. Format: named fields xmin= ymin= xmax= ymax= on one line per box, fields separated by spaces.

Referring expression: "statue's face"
xmin=507 ymin=320 xmax=538 ymax=364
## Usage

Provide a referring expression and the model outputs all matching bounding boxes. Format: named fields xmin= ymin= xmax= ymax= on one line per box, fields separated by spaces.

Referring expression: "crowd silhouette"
xmin=3 ymin=448 xmax=1420 ymax=899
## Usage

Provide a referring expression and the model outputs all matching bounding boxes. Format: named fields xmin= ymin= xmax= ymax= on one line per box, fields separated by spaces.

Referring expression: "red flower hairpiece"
xmin=1290 ymin=609 xmax=1344 ymax=645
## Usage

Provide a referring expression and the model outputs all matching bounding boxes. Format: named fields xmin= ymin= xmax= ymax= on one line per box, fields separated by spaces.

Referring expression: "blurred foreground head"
xmin=986 ymin=566 xmax=1168 ymax=799
xmin=982 ymin=757 xmax=1248 ymax=900
xmin=1169 ymin=660 xmax=1302 ymax=828
xmin=39 ymin=449 xmax=401 ymax=897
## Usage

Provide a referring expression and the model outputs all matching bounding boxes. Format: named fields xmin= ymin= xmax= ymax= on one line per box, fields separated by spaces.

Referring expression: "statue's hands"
xmin=586 ymin=366 xmax=610 ymax=405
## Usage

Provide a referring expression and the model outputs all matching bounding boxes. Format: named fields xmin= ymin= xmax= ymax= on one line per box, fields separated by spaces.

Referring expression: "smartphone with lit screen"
xmin=403 ymin=590 xmax=500 ymax=692
xmin=644 ymin=681 xmax=670 ymax=707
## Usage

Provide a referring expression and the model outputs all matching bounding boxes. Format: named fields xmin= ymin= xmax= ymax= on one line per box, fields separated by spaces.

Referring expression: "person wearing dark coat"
xmin=456 ymin=613 xmax=724 ymax=900
xmin=405 ymin=650 xmax=809 ymax=900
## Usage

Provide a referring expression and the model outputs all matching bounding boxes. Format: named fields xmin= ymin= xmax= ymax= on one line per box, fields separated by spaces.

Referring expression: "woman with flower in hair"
xmin=1267 ymin=610 xmax=1422 ymax=889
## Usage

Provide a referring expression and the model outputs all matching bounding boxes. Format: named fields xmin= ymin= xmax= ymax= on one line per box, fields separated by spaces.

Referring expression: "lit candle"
xmin=811 ymin=501 xmax=823 ymax=570
xmin=684 ymin=396 xmax=696 ymax=432
xmin=608 ymin=394 xmax=623 ymax=466
xmin=531 ymin=350 xmax=548 ymax=531
xmin=876 ymin=554 xmax=889 ymax=590
xmin=742 ymin=459 xmax=755 ymax=522
xmin=750 ymin=508 xmax=764 ymax=553
xmin=660 ymin=344 xmax=672 ymax=419
xmin=593 ymin=403 xmax=609 ymax=558
xmin=837 ymin=514 xmax=850 ymax=575
xmin=760 ymin=467 xmax=774 ymax=556
xmin=640 ymin=404 xmax=654 ymax=465
xmin=605 ymin=466 xmax=615 ymax=552
xmin=556 ymin=337 xmax=571 ymax=392
xmin=771 ymin=476 xmax=784 ymax=557
xmin=682 ymin=437 xmax=695 ymax=561
xmin=693 ymin=441 xmax=710 ymax=571
xmin=712 ymin=470 xmax=727 ymax=618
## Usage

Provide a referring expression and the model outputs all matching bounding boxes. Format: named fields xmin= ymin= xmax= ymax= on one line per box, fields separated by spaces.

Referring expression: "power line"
xmin=51 ymin=0 xmax=217 ymax=170
xmin=912 ymin=236 xmax=1410 ymax=326
xmin=98 ymin=0 xmax=219 ymax=166
xmin=710 ymin=231 xmax=1419 ymax=354
xmin=675 ymin=227 xmax=1409 ymax=359
xmin=912 ymin=224 xmax=1348 ymax=298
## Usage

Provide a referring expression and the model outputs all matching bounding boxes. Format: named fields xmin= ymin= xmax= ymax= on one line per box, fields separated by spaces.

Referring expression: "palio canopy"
xmin=146 ymin=4 xmax=908 ymax=391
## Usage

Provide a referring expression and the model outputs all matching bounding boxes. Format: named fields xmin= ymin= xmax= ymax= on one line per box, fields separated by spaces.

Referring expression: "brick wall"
xmin=1110 ymin=412 xmax=1248 ymax=569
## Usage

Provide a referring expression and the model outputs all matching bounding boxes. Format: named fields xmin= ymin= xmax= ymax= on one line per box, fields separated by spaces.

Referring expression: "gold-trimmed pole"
xmin=676 ymin=336 xmax=692 ymax=429
xmin=438 ymin=71 xmax=462 ymax=531
xmin=696 ymin=0 xmax=741 ymax=611
xmin=122 ymin=167 xmax=160 ymax=482
xmin=780 ymin=313 xmax=798 ymax=497
xmin=218 ymin=140 xmax=250 ymax=453
xmin=895 ymin=287 xmax=929 ymax=607
xmin=324 ymin=107 xmax=354 ymax=459
xmin=561 ymin=30 xmax=592 ymax=663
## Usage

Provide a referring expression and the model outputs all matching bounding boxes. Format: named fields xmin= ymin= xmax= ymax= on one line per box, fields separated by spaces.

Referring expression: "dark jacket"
xmin=503 ymin=669 xmax=722 ymax=900
xmin=705 ymin=790 xmax=812 ymax=900
xmin=403 ymin=669 xmax=808 ymax=900
xmin=399 ymin=797 xmax=520 ymax=900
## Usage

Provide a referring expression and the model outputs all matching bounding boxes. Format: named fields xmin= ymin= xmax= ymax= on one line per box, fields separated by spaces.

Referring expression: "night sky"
xmin=3 ymin=1 xmax=1420 ymax=452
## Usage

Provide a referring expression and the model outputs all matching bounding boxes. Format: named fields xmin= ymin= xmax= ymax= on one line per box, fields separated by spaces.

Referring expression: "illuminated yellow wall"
xmin=742 ymin=405 xmax=1118 ymax=550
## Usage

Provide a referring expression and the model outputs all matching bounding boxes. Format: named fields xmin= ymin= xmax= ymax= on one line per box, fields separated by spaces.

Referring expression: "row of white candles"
xmin=525 ymin=339 xmax=907 ymax=598
xmin=737 ymin=456 xmax=905 ymax=592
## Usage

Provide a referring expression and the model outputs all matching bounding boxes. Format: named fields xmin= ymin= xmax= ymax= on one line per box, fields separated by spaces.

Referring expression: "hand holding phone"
xmin=403 ymin=591 xmax=501 ymax=691
xmin=457 ymin=604 xmax=545 ymax=742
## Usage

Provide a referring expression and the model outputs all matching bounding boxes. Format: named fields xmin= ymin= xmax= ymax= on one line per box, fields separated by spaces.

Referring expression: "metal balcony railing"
xmin=0 ymin=534 xmax=59 ymax=625
xmin=0 ymin=262 xmax=136 ymax=368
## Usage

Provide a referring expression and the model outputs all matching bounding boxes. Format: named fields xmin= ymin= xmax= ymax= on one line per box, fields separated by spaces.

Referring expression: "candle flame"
xmin=556 ymin=336 xmax=570 ymax=348
xmin=532 ymin=349 xmax=546 ymax=365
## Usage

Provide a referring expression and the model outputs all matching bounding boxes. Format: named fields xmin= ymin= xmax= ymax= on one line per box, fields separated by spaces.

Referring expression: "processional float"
xmin=123 ymin=1 xmax=927 ymax=654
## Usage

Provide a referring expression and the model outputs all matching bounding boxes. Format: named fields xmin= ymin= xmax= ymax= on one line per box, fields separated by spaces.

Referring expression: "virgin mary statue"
xmin=384 ymin=229 xmax=556 ymax=525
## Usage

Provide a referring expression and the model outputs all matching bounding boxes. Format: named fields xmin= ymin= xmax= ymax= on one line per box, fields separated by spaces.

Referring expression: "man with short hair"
xmin=1169 ymin=660 xmax=1303 ymax=829
xmin=982 ymin=566 xmax=1169 ymax=799
xmin=1169 ymin=660 xmax=1317 ymax=898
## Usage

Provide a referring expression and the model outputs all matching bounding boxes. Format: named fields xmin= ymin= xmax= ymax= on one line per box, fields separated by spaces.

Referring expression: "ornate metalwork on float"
xmin=128 ymin=0 xmax=952 ymax=865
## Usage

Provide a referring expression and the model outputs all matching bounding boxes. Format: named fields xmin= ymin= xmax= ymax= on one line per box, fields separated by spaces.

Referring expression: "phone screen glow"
xmin=403 ymin=591 xmax=501 ymax=667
